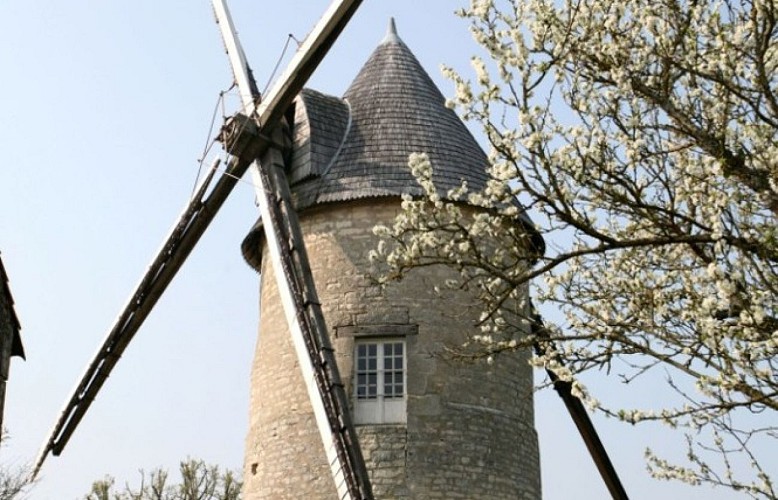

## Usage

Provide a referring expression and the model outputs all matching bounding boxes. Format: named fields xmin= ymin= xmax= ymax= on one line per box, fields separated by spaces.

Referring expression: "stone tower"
xmin=240 ymin=21 xmax=541 ymax=499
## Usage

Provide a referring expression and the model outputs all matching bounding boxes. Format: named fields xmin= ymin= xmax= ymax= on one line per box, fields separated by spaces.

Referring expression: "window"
xmin=354 ymin=339 xmax=406 ymax=424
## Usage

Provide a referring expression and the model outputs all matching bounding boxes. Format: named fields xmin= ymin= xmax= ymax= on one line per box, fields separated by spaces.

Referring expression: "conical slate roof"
xmin=289 ymin=19 xmax=491 ymax=207
xmin=242 ymin=20 xmax=525 ymax=270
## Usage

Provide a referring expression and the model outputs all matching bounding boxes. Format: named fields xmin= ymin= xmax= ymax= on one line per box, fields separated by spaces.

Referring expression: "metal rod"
xmin=531 ymin=314 xmax=630 ymax=500
xmin=211 ymin=0 xmax=259 ymax=113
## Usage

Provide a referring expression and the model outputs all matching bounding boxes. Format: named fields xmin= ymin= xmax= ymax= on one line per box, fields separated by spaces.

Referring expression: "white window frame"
xmin=353 ymin=339 xmax=406 ymax=424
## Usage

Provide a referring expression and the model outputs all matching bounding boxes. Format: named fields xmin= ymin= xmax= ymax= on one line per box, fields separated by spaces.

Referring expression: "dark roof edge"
xmin=0 ymin=252 xmax=24 ymax=360
xmin=240 ymin=195 xmax=405 ymax=272
xmin=240 ymin=195 xmax=544 ymax=273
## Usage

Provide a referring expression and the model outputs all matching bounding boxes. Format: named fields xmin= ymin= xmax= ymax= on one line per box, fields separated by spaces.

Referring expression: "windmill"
xmin=30 ymin=1 xmax=630 ymax=498
xmin=34 ymin=1 xmax=372 ymax=498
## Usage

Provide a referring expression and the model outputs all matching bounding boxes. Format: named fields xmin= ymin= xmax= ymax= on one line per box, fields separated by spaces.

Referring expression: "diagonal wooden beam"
xmin=531 ymin=313 xmax=630 ymax=500
xmin=212 ymin=1 xmax=371 ymax=498
xmin=33 ymin=2 xmax=365 ymax=487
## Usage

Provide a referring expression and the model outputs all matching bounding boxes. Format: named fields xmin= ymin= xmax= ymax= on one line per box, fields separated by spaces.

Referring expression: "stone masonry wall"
xmin=243 ymin=199 xmax=540 ymax=499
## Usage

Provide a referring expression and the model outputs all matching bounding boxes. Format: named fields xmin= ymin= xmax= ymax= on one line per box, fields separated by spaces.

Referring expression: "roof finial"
xmin=382 ymin=17 xmax=402 ymax=45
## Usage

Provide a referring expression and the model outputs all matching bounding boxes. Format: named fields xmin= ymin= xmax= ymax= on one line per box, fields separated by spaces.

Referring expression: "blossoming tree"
xmin=373 ymin=0 xmax=777 ymax=496
xmin=86 ymin=459 xmax=240 ymax=500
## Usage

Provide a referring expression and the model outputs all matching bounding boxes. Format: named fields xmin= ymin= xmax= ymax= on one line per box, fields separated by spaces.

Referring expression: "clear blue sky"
xmin=0 ymin=1 xmax=753 ymax=499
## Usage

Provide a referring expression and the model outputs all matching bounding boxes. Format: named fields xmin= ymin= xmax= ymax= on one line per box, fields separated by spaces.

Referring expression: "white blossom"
xmin=371 ymin=0 xmax=778 ymax=496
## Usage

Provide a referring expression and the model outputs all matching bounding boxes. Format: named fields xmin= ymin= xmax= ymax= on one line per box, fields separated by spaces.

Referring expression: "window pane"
xmin=355 ymin=339 xmax=406 ymax=423
xmin=356 ymin=342 xmax=380 ymax=401
xmin=384 ymin=370 xmax=394 ymax=396
xmin=368 ymin=373 xmax=377 ymax=398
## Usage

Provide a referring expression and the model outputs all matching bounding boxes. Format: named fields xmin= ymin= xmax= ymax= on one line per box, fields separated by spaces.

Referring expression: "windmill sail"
xmin=33 ymin=156 xmax=246 ymax=475
xmin=212 ymin=1 xmax=371 ymax=498
xmin=34 ymin=4 xmax=370 ymax=498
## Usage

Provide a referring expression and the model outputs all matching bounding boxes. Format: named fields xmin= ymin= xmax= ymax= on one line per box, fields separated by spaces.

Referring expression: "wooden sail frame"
xmin=33 ymin=3 xmax=372 ymax=498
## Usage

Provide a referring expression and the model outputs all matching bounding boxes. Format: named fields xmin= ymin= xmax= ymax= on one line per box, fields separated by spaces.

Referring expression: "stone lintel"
xmin=335 ymin=324 xmax=418 ymax=338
